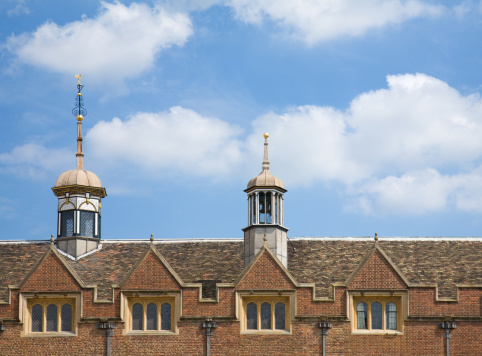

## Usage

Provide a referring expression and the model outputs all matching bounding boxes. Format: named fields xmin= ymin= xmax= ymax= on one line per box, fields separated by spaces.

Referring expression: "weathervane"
xmin=72 ymin=74 xmax=87 ymax=120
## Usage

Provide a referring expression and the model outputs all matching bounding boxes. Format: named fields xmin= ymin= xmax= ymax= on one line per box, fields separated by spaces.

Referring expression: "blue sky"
xmin=1 ymin=0 xmax=482 ymax=240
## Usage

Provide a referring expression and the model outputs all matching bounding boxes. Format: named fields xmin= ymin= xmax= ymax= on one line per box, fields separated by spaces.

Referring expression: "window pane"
xmin=259 ymin=193 xmax=265 ymax=223
xmin=356 ymin=302 xmax=367 ymax=329
xmin=80 ymin=211 xmax=94 ymax=237
xmin=31 ymin=304 xmax=43 ymax=332
xmin=266 ymin=192 xmax=272 ymax=223
xmin=46 ymin=304 xmax=58 ymax=332
xmin=61 ymin=304 xmax=72 ymax=332
xmin=261 ymin=302 xmax=271 ymax=329
xmin=386 ymin=302 xmax=397 ymax=330
xmin=161 ymin=303 xmax=171 ymax=331
xmin=146 ymin=303 xmax=157 ymax=330
xmin=371 ymin=302 xmax=382 ymax=329
xmin=275 ymin=302 xmax=285 ymax=330
xmin=132 ymin=303 xmax=143 ymax=330
xmin=61 ymin=210 xmax=74 ymax=237
xmin=246 ymin=302 xmax=257 ymax=329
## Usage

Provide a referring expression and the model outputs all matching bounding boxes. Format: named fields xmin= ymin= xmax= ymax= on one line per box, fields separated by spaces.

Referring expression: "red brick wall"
xmin=122 ymin=252 xmax=181 ymax=290
xmin=409 ymin=288 xmax=481 ymax=316
xmin=20 ymin=253 xmax=81 ymax=292
xmin=236 ymin=252 xmax=295 ymax=291
xmin=348 ymin=250 xmax=407 ymax=290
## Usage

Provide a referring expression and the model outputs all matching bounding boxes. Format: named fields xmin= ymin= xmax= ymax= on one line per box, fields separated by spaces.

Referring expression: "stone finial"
xmin=50 ymin=234 xmax=54 ymax=244
xmin=150 ymin=234 xmax=154 ymax=243
xmin=263 ymin=233 xmax=267 ymax=244
xmin=374 ymin=232 xmax=378 ymax=242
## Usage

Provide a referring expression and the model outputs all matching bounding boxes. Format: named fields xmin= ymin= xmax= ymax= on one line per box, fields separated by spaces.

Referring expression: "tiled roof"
xmin=0 ymin=238 xmax=481 ymax=301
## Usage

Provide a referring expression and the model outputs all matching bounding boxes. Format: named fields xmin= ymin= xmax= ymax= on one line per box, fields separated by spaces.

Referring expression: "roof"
xmin=54 ymin=169 xmax=103 ymax=188
xmin=0 ymin=237 xmax=480 ymax=301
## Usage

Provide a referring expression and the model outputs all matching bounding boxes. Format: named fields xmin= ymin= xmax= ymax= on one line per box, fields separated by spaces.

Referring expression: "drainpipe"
xmin=97 ymin=321 xmax=116 ymax=356
xmin=201 ymin=317 xmax=218 ymax=356
xmin=438 ymin=320 xmax=457 ymax=356
xmin=316 ymin=319 xmax=333 ymax=356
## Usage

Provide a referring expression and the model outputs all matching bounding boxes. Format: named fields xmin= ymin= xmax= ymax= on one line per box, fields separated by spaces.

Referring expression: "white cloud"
xmin=5 ymin=73 xmax=482 ymax=216
xmin=227 ymin=0 xmax=443 ymax=44
xmin=0 ymin=143 xmax=72 ymax=179
xmin=5 ymin=2 xmax=192 ymax=83
xmin=246 ymin=73 xmax=482 ymax=214
xmin=85 ymin=106 xmax=243 ymax=178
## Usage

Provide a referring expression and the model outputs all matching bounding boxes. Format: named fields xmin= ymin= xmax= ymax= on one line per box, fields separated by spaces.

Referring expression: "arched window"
xmin=261 ymin=302 xmax=271 ymax=329
xmin=31 ymin=304 xmax=43 ymax=332
xmin=371 ymin=302 xmax=382 ymax=329
xmin=275 ymin=302 xmax=285 ymax=330
xmin=132 ymin=303 xmax=143 ymax=330
xmin=356 ymin=302 xmax=367 ymax=329
xmin=246 ymin=302 xmax=257 ymax=329
xmin=46 ymin=304 xmax=58 ymax=332
xmin=386 ymin=302 xmax=397 ymax=330
xmin=146 ymin=303 xmax=157 ymax=330
xmin=161 ymin=302 xmax=171 ymax=331
xmin=61 ymin=303 xmax=72 ymax=332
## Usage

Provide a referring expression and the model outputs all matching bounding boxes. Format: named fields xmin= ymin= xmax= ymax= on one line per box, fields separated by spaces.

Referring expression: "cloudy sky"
xmin=1 ymin=0 xmax=482 ymax=240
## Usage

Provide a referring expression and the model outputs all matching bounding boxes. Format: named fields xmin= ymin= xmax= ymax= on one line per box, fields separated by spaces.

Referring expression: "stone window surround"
xmin=120 ymin=291 xmax=181 ymax=335
xmin=347 ymin=290 xmax=408 ymax=335
xmin=19 ymin=292 xmax=81 ymax=337
xmin=236 ymin=290 xmax=296 ymax=335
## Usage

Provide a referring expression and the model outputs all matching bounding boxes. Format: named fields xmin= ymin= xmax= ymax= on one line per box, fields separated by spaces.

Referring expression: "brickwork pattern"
xmin=348 ymin=250 xmax=407 ymax=290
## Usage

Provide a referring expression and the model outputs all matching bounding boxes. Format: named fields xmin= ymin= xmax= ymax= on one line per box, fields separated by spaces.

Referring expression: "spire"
xmin=262 ymin=132 xmax=269 ymax=171
xmin=73 ymin=74 xmax=87 ymax=170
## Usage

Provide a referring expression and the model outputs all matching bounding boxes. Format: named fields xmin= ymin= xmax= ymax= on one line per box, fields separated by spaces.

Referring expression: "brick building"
xmin=0 ymin=82 xmax=481 ymax=355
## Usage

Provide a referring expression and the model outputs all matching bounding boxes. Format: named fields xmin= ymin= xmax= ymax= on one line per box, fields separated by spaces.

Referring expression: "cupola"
xmin=51 ymin=75 xmax=106 ymax=258
xmin=243 ymin=133 xmax=288 ymax=267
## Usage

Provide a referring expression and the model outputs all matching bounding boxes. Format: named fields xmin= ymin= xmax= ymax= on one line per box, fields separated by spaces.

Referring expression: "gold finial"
xmin=150 ymin=234 xmax=154 ymax=242
xmin=76 ymin=74 xmax=81 ymax=85
xmin=374 ymin=233 xmax=378 ymax=242
xmin=76 ymin=114 xmax=83 ymax=121
xmin=263 ymin=132 xmax=269 ymax=139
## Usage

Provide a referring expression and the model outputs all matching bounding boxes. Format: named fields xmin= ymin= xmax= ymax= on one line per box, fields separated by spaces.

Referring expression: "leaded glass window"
xmin=386 ymin=302 xmax=397 ymax=330
xmin=60 ymin=210 xmax=74 ymax=237
xmin=46 ymin=304 xmax=58 ymax=332
xmin=146 ymin=303 xmax=157 ymax=330
xmin=80 ymin=211 xmax=94 ymax=237
xmin=371 ymin=302 xmax=382 ymax=329
xmin=261 ymin=302 xmax=271 ymax=329
xmin=161 ymin=302 xmax=171 ymax=330
xmin=31 ymin=304 xmax=43 ymax=332
xmin=246 ymin=302 xmax=257 ymax=329
xmin=356 ymin=302 xmax=367 ymax=329
xmin=275 ymin=302 xmax=285 ymax=330
xmin=61 ymin=303 xmax=72 ymax=332
xmin=244 ymin=299 xmax=289 ymax=332
xmin=132 ymin=303 xmax=143 ymax=330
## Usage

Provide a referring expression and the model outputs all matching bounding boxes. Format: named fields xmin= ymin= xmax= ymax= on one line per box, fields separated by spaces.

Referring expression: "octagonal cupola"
xmin=243 ymin=133 xmax=288 ymax=267
xmin=51 ymin=75 xmax=106 ymax=258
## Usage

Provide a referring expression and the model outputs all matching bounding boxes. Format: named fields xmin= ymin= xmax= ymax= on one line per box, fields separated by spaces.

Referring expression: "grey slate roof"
xmin=0 ymin=238 xmax=481 ymax=302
